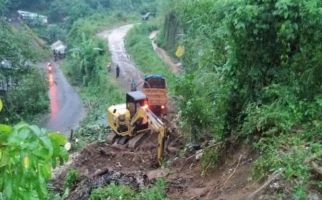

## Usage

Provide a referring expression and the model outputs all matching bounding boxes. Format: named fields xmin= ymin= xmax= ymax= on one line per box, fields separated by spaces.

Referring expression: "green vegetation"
xmin=125 ymin=22 xmax=176 ymax=92
xmin=0 ymin=21 xmax=49 ymax=123
xmin=62 ymin=13 xmax=129 ymax=145
xmin=164 ymin=0 xmax=322 ymax=197
xmin=46 ymin=0 xmax=161 ymax=26
xmin=156 ymin=11 xmax=180 ymax=55
xmin=0 ymin=123 xmax=68 ymax=199
xmin=0 ymin=0 xmax=169 ymax=199
xmin=90 ymin=179 xmax=167 ymax=200
xmin=6 ymin=69 xmax=48 ymax=122
xmin=64 ymin=168 xmax=80 ymax=190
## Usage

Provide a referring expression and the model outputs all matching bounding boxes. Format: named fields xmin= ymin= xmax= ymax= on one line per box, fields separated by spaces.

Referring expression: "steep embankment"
xmin=0 ymin=20 xmax=50 ymax=123
xmin=160 ymin=1 xmax=322 ymax=199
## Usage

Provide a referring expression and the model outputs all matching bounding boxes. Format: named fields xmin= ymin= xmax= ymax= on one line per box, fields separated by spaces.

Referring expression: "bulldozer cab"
xmin=144 ymin=75 xmax=166 ymax=89
xmin=126 ymin=91 xmax=148 ymax=117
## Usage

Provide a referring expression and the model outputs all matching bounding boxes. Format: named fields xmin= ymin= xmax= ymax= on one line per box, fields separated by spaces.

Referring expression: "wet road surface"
xmin=41 ymin=63 xmax=84 ymax=135
xmin=98 ymin=24 xmax=144 ymax=91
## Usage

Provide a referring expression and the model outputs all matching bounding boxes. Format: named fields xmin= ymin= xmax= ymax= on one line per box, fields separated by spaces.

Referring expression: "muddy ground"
xmin=53 ymin=136 xmax=263 ymax=199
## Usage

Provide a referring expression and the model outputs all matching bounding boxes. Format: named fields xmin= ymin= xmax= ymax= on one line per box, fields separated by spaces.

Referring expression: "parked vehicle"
xmin=143 ymin=74 xmax=168 ymax=116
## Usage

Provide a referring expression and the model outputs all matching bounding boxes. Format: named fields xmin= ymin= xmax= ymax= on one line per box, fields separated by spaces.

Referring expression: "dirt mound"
xmin=65 ymin=134 xmax=162 ymax=177
xmin=53 ymin=134 xmax=261 ymax=200
xmin=166 ymin=145 xmax=258 ymax=200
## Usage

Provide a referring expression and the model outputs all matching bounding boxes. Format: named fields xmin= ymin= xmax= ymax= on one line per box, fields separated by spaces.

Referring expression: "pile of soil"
xmin=53 ymin=133 xmax=263 ymax=200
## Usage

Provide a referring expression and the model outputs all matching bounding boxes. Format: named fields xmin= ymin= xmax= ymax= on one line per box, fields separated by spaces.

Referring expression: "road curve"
xmin=41 ymin=62 xmax=84 ymax=135
xmin=98 ymin=24 xmax=144 ymax=91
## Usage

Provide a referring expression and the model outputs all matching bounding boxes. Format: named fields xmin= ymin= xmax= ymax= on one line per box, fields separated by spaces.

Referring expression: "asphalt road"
xmin=41 ymin=62 xmax=84 ymax=135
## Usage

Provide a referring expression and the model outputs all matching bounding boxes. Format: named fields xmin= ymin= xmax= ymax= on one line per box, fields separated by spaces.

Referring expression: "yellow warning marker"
xmin=0 ymin=99 xmax=3 ymax=112
xmin=23 ymin=156 xmax=30 ymax=169
xmin=175 ymin=45 xmax=185 ymax=58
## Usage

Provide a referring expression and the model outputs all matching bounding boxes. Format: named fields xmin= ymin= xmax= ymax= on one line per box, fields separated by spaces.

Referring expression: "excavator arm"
xmin=144 ymin=108 xmax=167 ymax=164
xmin=130 ymin=107 xmax=167 ymax=164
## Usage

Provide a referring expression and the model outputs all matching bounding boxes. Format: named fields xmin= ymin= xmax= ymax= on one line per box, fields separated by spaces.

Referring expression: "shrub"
xmin=64 ymin=168 xmax=80 ymax=190
xmin=0 ymin=123 xmax=68 ymax=199
xmin=89 ymin=179 xmax=168 ymax=200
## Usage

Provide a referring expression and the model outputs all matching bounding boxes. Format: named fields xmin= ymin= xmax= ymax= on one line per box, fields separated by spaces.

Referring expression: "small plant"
xmin=64 ymin=168 xmax=80 ymax=190
xmin=139 ymin=178 xmax=168 ymax=200
xmin=89 ymin=179 xmax=168 ymax=200
xmin=201 ymin=146 xmax=219 ymax=173
xmin=90 ymin=183 xmax=135 ymax=200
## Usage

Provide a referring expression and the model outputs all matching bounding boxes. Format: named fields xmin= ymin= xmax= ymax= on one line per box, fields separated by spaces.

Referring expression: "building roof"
xmin=17 ymin=10 xmax=48 ymax=24
xmin=51 ymin=40 xmax=67 ymax=53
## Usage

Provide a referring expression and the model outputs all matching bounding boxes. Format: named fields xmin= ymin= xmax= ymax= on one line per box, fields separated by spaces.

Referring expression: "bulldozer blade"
xmin=128 ymin=133 xmax=148 ymax=149
xmin=106 ymin=132 xmax=118 ymax=144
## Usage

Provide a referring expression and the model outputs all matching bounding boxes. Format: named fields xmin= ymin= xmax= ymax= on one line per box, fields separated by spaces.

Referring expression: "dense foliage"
xmin=1 ymin=0 xmax=162 ymax=26
xmin=0 ymin=21 xmax=49 ymax=123
xmin=0 ymin=123 xmax=68 ymax=199
xmin=167 ymin=0 xmax=322 ymax=197
xmin=46 ymin=0 xmax=160 ymax=25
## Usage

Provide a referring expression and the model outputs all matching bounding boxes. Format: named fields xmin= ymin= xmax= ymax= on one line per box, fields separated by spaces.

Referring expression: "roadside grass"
xmin=252 ymin=131 xmax=322 ymax=199
xmin=125 ymin=22 xmax=177 ymax=93
xmin=89 ymin=178 xmax=168 ymax=200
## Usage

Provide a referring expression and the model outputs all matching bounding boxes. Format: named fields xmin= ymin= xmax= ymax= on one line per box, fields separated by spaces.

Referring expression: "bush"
xmin=3 ymin=68 xmax=48 ymax=123
xmin=90 ymin=183 xmax=135 ymax=200
xmin=64 ymin=168 xmax=80 ymax=190
xmin=0 ymin=21 xmax=49 ymax=123
xmin=171 ymin=0 xmax=322 ymax=196
xmin=0 ymin=123 xmax=68 ymax=199
xmin=139 ymin=179 xmax=168 ymax=200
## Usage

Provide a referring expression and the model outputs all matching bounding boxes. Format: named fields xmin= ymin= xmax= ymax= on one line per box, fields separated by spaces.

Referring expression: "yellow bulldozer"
xmin=107 ymin=91 xmax=167 ymax=164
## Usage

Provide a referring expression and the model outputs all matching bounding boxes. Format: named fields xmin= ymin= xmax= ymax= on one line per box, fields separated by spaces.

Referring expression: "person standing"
xmin=53 ymin=49 xmax=58 ymax=61
xmin=116 ymin=65 xmax=120 ymax=78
